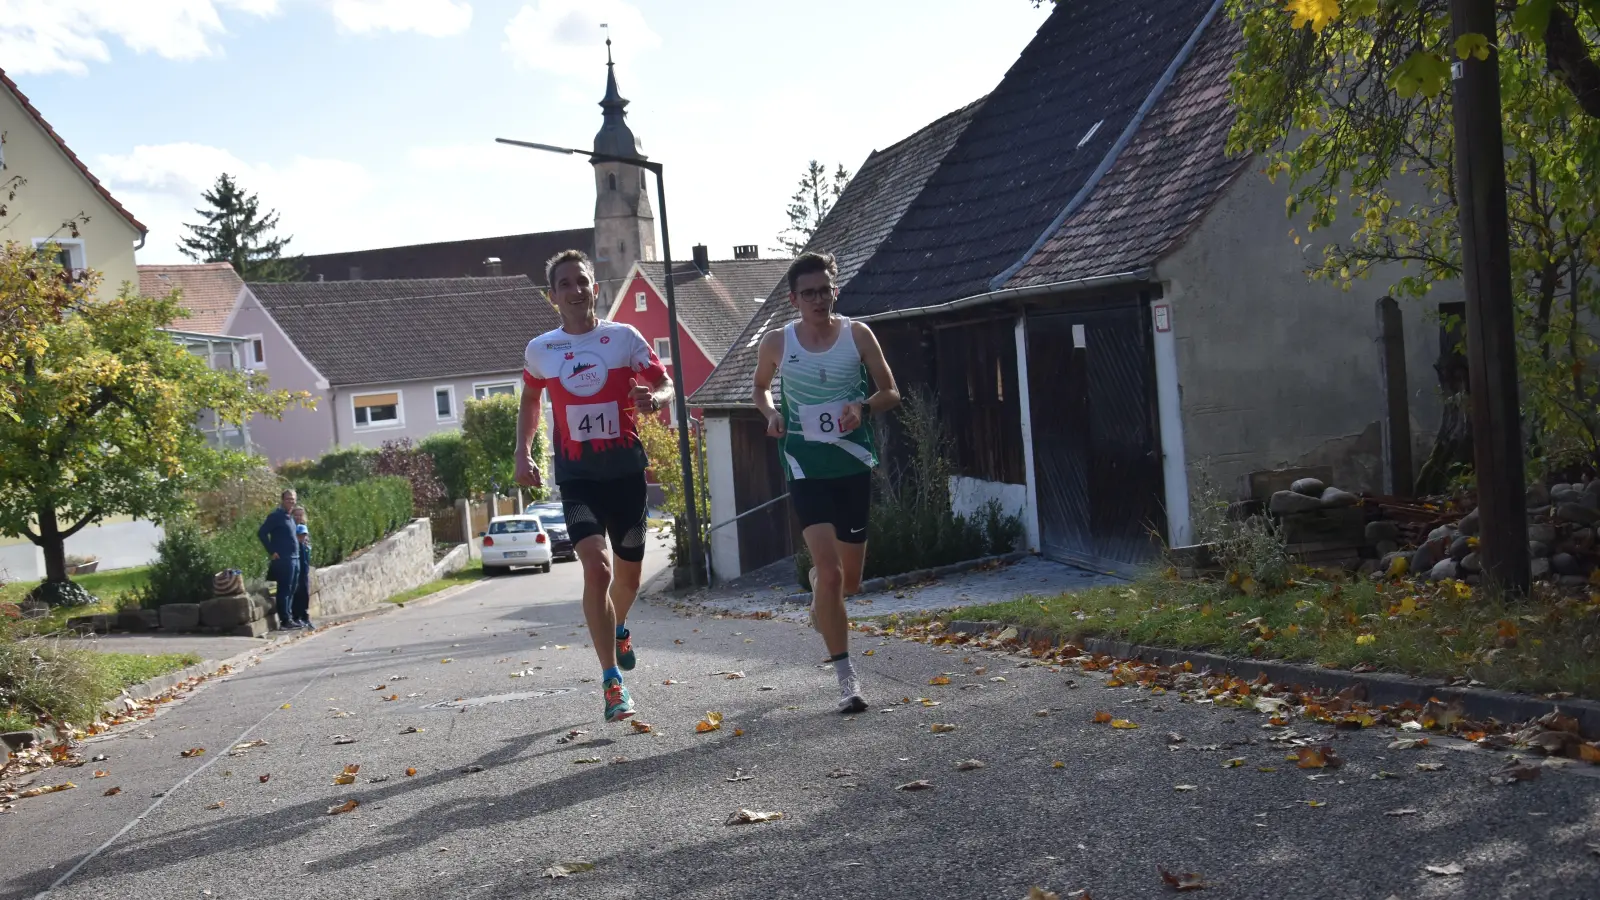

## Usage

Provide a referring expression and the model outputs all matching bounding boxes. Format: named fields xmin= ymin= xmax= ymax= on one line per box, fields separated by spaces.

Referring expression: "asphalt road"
xmin=3 ymin=546 xmax=1597 ymax=900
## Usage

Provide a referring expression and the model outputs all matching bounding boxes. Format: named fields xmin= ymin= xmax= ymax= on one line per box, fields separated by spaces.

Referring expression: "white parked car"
xmin=480 ymin=515 xmax=554 ymax=575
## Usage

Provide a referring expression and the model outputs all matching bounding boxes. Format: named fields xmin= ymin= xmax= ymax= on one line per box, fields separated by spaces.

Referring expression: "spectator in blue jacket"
xmin=257 ymin=488 xmax=300 ymax=630
xmin=291 ymin=505 xmax=314 ymax=630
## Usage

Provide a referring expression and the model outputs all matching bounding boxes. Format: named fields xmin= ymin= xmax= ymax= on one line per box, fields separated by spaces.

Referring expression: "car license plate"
xmin=504 ymin=551 xmax=527 ymax=558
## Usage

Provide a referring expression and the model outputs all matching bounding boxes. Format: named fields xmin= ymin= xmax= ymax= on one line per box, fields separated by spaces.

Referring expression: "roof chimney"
xmin=692 ymin=244 xmax=710 ymax=274
xmin=733 ymin=244 xmax=758 ymax=260
xmin=484 ymin=257 xmax=503 ymax=277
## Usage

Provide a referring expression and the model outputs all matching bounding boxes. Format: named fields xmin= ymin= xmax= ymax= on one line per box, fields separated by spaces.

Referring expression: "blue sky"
xmin=5 ymin=0 xmax=1050 ymax=265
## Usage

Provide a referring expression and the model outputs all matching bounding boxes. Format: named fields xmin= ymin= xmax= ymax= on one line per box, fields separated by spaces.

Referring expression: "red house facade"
xmin=604 ymin=247 xmax=790 ymax=426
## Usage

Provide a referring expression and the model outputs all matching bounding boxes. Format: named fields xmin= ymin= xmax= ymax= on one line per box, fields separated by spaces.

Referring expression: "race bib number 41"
xmin=800 ymin=402 xmax=848 ymax=443
xmin=566 ymin=401 xmax=622 ymax=442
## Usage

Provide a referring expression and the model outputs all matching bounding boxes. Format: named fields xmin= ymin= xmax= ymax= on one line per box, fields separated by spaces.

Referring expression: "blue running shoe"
xmin=616 ymin=630 xmax=637 ymax=671
xmin=603 ymin=678 xmax=634 ymax=722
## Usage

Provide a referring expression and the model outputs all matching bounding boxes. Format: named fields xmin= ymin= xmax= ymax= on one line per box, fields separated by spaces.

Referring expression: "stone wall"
xmin=433 ymin=543 xmax=470 ymax=581
xmin=308 ymin=518 xmax=434 ymax=618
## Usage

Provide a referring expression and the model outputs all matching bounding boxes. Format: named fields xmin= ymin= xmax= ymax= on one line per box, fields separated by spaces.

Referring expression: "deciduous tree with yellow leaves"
xmin=1228 ymin=0 xmax=1600 ymax=488
xmin=0 ymin=257 xmax=307 ymax=592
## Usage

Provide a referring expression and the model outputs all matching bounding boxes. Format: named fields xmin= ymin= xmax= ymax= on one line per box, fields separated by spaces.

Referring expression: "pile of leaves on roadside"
xmin=857 ymin=619 xmax=1600 ymax=768
xmin=2 ymin=661 xmax=245 ymax=811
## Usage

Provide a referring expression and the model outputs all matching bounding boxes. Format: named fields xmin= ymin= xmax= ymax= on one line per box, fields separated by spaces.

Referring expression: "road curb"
xmin=772 ymin=551 xmax=1037 ymax=606
xmin=947 ymin=619 xmax=1600 ymax=738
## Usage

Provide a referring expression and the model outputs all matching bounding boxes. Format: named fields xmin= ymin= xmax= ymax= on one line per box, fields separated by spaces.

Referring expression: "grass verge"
xmin=0 ymin=645 xmax=201 ymax=733
xmin=385 ymin=559 xmax=483 ymax=605
xmin=928 ymin=570 xmax=1600 ymax=700
xmin=0 ymin=567 xmax=152 ymax=631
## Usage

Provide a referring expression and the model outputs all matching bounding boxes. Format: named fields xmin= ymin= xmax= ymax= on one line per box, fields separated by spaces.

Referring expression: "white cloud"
xmin=0 ymin=0 xmax=467 ymax=76
xmin=503 ymin=0 xmax=659 ymax=75
xmin=96 ymin=142 xmax=375 ymax=258
xmin=329 ymin=0 xmax=471 ymax=37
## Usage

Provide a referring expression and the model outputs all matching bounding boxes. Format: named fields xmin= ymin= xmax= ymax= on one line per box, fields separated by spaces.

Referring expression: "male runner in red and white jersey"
xmin=515 ymin=249 xmax=674 ymax=723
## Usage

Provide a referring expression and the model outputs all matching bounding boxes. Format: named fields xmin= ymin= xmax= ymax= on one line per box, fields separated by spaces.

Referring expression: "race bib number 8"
xmin=800 ymin=402 xmax=848 ymax=443
xmin=566 ymin=401 xmax=622 ymax=443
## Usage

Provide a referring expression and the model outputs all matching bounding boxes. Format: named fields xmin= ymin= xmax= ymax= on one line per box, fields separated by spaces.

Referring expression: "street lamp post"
xmin=496 ymin=137 xmax=706 ymax=587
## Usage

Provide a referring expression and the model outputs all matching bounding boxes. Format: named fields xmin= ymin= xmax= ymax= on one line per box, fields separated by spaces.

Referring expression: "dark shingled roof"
xmin=634 ymin=259 xmax=790 ymax=363
xmin=835 ymin=0 xmax=1216 ymax=318
xmin=248 ymin=277 xmax=560 ymax=386
xmin=298 ymin=229 xmax=594 ymax=286
xmin=1004 ymin=10 xmax=1247 ymax=288
xmin=689 ymin=97 xmax=985 ymax=408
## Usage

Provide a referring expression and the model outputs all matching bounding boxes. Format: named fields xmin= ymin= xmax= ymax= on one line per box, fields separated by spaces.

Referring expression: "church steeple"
xmin=594 ymin=38 xmax=644 ymax=159
xmin=591 ymin=37 xmax=656 ymax=307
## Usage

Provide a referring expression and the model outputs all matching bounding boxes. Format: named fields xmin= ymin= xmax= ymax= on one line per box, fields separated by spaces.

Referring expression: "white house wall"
xmin=1154 ymin=167 xmax=1453 ymax=497
xmin=704 ymin=415 xmax=740 ymax=582
xmin=227 ymin=290 xmax=336 ymax=466
xmin=0 ymin=82 xmax=141 ymax=296
xmin=327 ymin=373 xmax=534 ymax=454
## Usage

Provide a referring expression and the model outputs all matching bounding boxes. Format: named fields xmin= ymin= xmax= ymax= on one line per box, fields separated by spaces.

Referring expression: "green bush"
xmin=139 ymin=521 xmax=224 ymax=607
xmin=793 ymin=390 xmax=1024 ymax=588
xmin=295 ymin=477 xmax=414 ymax=566
xmin=419 ymin=431 xmax=470 ymax=501
xmin=277 ymin=446 xmax=376 ymax=486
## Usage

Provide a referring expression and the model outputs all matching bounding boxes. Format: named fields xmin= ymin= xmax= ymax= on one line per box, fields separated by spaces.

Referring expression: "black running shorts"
xmin=789 ymin=471 xmax=872 ymax=544
xmin=560 ymin=475 xmax=649 ymax=563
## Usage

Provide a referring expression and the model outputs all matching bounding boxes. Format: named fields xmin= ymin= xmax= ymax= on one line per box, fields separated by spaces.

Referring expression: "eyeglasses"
xmin=797 ymin=285 xmax=837 ymax=302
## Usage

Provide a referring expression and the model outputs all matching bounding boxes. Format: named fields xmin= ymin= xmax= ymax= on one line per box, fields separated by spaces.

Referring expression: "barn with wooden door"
xmin=697 ymin=0 xmax=1456 ymax=580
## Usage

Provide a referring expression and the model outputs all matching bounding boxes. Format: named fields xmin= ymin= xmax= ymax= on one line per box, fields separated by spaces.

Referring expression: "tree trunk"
xmin=35 ymin=507 xmax=69 ymax=584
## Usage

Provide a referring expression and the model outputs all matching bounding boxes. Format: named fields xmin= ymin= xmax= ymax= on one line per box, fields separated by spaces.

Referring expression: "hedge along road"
xmin=3 ymin=540 xmax=1597 ymax=899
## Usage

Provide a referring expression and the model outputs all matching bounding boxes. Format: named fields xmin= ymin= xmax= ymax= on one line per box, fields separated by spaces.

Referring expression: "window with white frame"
xmin=634 ymin=291 xmax=648 ymax=312
xmin=244 ymin=334 xmax=266 ymax=368
xmin=352 ymin=391 xmax=402 ymax=429
xmin=32 ymin=237 xmax=86 ymax=278
xmin=434 ymin=385 xmax=455 ymax=421
xmin=654 ymin=337 xmax=672 ymax=364
xmin=473 ymin=381 xmax=517 ymax=400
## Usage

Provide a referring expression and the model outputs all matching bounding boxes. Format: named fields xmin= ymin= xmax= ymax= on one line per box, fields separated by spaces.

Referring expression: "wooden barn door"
xmin=728 ymin=411 xmax=794 ymax=573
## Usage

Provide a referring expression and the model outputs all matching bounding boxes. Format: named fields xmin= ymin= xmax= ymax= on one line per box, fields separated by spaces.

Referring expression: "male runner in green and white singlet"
xmin=753 ymin=251 xmax=900 ymax=713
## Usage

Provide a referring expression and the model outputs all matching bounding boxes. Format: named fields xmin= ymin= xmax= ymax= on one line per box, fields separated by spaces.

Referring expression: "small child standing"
xmin=291 ymin=506 xmax=314 ymax=630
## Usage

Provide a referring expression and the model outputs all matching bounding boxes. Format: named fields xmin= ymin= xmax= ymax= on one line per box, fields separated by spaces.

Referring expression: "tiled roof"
xmin=689 ymin=98 xmax=985 ymax=408
xmin=634 ymin=258 xmax=790 ymax=362
xmin=247 ymin=277 xmax=561 ymax=386
xmin=1004 ymin=11 xmax=1247 ymax=288
xmin=297 ymin=229 xmax=594 ymax=287
xmin=0 ymin=68 xmax=145 ymax=233
xmin=835 ymin=0 xmax=1216 ymax=318
xmin=139 ymin=263 xmax=243 ymax=335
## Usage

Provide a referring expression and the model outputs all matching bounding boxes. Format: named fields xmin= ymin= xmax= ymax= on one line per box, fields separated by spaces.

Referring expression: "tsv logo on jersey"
xmin=560 ymin=351 xmax=609 ymax=397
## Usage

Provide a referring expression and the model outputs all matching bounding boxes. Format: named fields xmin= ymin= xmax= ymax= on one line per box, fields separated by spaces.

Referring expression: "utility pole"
xmin=1450 ymin=0 xmax=1528 ymax=594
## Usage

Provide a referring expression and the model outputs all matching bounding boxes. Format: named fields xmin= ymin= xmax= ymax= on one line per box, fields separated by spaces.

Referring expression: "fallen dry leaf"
xmin=1025 ymin=889 xmax=1060 ymax=900
xmin=929 ymin=676 xmax=952 ymax=686
xmin=93 ymin=770 xmax=108 ymax=778
xmin=827 ymin=768 xmax=857 ymax=779
xmin=440 ymin=658 xmax=452 ymax=664
xmin=1174 ymin=785 xmax=1197 ymax=792
xmin=1578 ymin=742 xmax=1600 ymax=764
xmin=180 ymin=748 xmax=206 ymax=758
xmin=1388 ymin=738 xmax=1429 ymax=750
xmin=405 ymin=768 xmax=418 ymax=777
xmin=343 ymin=764 xmax=361 ymax=775
xmin=930 ymin=723 xmax=958 ymax=734
xmin=896 ymin=780 xmax=935 ymax=791
xmin=1224 ymin=758 xmax=1246 ymax=768
xmin=1167 ymin=732 xmax=1186 ymax=744
xmin=279 ymin=703 xmax=291 ymax=710
xmin=574 ymin=757 xmax=602 ymax=765
xmin=1111 ymin=719 xmax=1139 ymax=730
xmin=400 ymin=726 xmax=423 ymax=735
xmin=1489 ymin=760 xmax=1541 ymax=786
xmin=1159 ymin=867 xmax=1207 ymax=891
xmin=327 ymin=799 xmax=359 ymax=815
xmin=259 ymin=774 xmax=271 ymax=783
xmin=1295 ymin=746 xmax=1343 ymax=769
xmin=1052 ymin=761 xmax=1066 ymax=769
xmin=955 ymin=759 xmax=985 ymax=771
xmin=1424 ymin=862 xmax=1464 ymax=876
xmin=207 ymin=800 xmax=226 ymax=810
xmin=1416 ymin=762 xmax=1445 ymax=772
xmin=103 ymin=786 xmax=121 ymax=796
xmin=333 ymin=774 xmax=356 ymax=785
xmin=725 ymin=808 xmax=784 ymax=825
xmin=1386 ymin=808 xmax=1419 ymax=817
xmin=542 ymin=861 xmax=596 ymax=879
xmin=630 ymin=721 xmax=654 ymax=734
xmin=695 ymin=711 xmax=724 ymax=734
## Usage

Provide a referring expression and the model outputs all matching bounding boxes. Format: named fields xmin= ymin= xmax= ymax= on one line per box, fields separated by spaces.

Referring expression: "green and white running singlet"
xmin=777 ymin=317 xmax=878 ymax=480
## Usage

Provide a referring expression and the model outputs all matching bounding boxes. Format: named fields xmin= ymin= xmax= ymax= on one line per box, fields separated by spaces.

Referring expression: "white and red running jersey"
xmin=522 ymin=320 xmax=668 ymax=484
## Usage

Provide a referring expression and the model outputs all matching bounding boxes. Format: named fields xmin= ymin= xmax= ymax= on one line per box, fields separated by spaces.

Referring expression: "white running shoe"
xmin=836 ymin=671 xmax=867 ymax=714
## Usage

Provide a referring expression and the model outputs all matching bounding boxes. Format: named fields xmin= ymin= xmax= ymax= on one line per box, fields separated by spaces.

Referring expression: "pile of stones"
xmin=1374 ymin=481 xmax=1597 ymax=585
